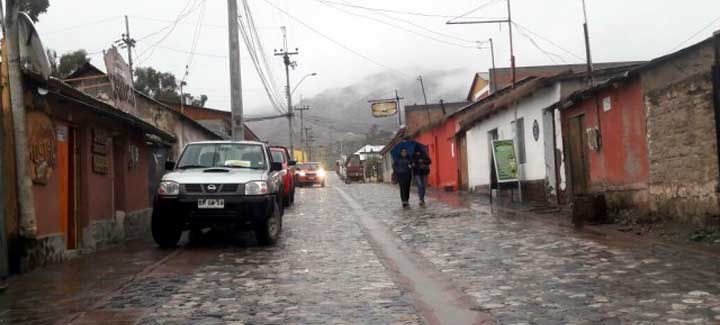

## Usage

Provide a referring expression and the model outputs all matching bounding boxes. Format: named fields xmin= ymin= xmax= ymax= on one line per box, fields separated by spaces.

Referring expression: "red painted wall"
xmin=31 ymin=95 xmax=154 ymax=238
xmin=562 ymin=78 xmax=649 ymax=192
xmin=413 ymin=116 xmax=461 ymax=190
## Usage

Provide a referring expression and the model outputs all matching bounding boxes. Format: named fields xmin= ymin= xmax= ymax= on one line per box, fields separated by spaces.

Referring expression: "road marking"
xmin=335 ymin=186 xmax=492 ymax=325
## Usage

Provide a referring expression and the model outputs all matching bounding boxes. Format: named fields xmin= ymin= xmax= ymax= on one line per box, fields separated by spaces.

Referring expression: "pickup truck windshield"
xmin=177 ymin=143 xmax=267 ymax=169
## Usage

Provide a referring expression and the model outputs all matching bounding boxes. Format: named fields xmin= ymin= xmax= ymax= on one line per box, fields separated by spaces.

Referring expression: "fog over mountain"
xmin=249 ymin=67 xmax=474 ymax=153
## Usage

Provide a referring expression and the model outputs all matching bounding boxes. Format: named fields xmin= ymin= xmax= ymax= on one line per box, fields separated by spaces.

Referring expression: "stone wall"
xmin=645 ymin=72 xmax=720 ymax=226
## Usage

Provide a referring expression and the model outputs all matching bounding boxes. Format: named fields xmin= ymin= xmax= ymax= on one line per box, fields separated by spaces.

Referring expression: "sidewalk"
xmin=0 ymin=239 xmax=175 ymax=325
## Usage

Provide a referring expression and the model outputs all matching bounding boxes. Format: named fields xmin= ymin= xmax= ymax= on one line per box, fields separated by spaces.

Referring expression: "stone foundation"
xmin=20 ymin=234 xmax=67 ymax=272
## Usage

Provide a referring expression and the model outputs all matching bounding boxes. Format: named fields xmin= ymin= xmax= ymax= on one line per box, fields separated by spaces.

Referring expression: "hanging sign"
xmin=370 ymin=100 xmax=398 ymax=117
xmin=27 ymin=111 xmax=56 ymax=184
xmin=104 ymin=46 xmax=136 ymax=113
xmin=492 ymin=139 xmax=519 ymax=183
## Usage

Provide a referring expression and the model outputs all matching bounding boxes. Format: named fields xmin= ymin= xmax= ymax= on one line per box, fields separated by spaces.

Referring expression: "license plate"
xmin=307 ymin=176 xmax=315 ymax=180
xmin=198 ymin=199 xmax=225 ymax=209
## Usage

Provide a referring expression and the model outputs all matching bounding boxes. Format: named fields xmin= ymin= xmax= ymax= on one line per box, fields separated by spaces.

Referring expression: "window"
xmin=512 ymin=118 xmax=527 ymax=164
xmin=177 ymin=143 xmax=267 ymax=169
xmin=271 ymin=150 xmax=286 ymax=163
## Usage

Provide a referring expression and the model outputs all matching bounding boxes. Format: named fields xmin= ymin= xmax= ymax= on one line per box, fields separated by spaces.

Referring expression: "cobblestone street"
xmin=2 ymin=175 xmax=720 ymax=324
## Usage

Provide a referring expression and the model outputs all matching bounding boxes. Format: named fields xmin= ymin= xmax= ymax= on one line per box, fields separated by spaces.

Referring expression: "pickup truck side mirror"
xmin=270 ymin=162 xmax=284 ymax=171
xmin=165 ymin=161 xmax=176 ymax=171
xmin=288 ymin=160 xmax=297 ymax=166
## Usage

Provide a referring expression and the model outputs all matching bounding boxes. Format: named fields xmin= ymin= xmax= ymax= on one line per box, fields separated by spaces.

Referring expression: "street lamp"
xmin=291 ymin=72 xmax=317 ymax=96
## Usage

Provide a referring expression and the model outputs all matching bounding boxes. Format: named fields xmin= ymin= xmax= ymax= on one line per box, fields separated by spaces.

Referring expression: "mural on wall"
xmin=27 ymin=111 xmax=56 ymax=184
xmin=92 ymin=129 xmax=110 ymax=174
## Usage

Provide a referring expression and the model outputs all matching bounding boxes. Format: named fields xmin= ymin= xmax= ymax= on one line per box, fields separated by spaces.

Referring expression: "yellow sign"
xmin=371 ymin=101 xmax=398 ymax=117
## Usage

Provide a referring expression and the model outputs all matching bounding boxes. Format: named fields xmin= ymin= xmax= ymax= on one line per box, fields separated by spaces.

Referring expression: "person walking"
xmin=392 ymin=148 xmax=413 ymax=208
xmin=412 ymin=150 xmax=431 ymax=208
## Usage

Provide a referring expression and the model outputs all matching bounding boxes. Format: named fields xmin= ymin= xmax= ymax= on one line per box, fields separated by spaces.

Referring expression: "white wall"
xmin=466 ymin=84 xmax=561 ymax=189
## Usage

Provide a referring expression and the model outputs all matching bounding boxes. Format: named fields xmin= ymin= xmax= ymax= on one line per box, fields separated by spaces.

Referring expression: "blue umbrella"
xmin=391 ymin=140 xmax=427 ymax=161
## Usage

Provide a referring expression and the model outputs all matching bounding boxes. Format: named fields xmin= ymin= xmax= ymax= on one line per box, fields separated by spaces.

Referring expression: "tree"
xmin=53 ymin=49 xmax=89 ymax=78
xmin=134 ymin=67 xmax=208 ymax=107
xmin=18 ymin=0 xmax=50 ymax=22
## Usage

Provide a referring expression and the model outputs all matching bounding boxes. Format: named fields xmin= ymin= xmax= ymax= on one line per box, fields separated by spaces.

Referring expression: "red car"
xmin=270 ymin=146 xmax=296 ymax=206
xmin=295 ymin=162 xmax=327 ymax=187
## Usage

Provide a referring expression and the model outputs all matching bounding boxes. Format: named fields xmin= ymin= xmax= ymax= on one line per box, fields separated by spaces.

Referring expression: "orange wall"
xmin=562 ymin=78 xmax=649 ymax=191
xmin=414 ymin=116 xmax=460 ymax=190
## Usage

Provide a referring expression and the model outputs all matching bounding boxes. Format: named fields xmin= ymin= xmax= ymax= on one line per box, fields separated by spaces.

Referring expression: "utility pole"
xmin=447 ymin=0 xmax=515 ymax=88
xmin=0 ymin=0 xmax=8 ymax=279
xmin=116 ymin=15 xmax=136 ymax=80
xmin=395 ymin=90 xmax=403 ymax=126
xmin=295 ymin=105 xmax=310 ymax=158
xmin=275 ymin=27 xmax=299 ymax=153
xmin=489 ymin=38 xmax=497 ymax=92
xmin=447 ymin=0 xmax=520 ymax=201
xmin=417 ymin=76 xmax=428 ymax=105
xmin=5 ymin=0 xmax=36 ymax=238
xmin=304 ymin=127 xmax=313 ymax=161
xmin=228 ymin=0 xmax=245 ymax=140
xmin=581 ymin=0 xmax=594 ymax=85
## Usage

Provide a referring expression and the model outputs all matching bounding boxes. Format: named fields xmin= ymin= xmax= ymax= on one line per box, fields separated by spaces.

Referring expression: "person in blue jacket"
xmin=392 ymin=148 xmax=413 ymax=208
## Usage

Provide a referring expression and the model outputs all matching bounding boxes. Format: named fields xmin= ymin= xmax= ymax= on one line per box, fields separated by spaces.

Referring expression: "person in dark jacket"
xmin=412 ymin=150 xmax=431 ymax=207
xmin=393 ymin=148 xmax=413 ymax=208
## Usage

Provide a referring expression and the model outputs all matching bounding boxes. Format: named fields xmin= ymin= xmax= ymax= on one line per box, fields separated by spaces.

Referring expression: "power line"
xmin=669 ymin=14 xmax=720 ymax=52
xmin=316 ymin=0 xmax=477 ymax=46
xmin=308 ymin=0 xmax=497 ymax=19
xmin=136 ymin=0 xmax=203 ymax=65
xmin=182 ymin=0 xmax=208 ymax=83
xmin=447 ymin=0 xmax=504 ymax=23
xmin=44 ymin=16 xmax=123 ymax=35
xmin=513 ymin=22 xmax=585 ymax=61
xmin=514 ymin=26 xmax=567 ymax=64
xmin=243 ymin=0 xmax=285 ymax=107
xmin=262 ymin=0 xmax=410 ymax=78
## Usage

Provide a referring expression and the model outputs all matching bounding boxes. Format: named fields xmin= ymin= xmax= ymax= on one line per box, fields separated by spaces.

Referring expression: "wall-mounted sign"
xmin=27 ymin=111 xmax=56 ymax=184
xmin=532 ymin=119 xmax=540 ymax=142
xmin=104 ymin=46 xmax=136 ymax=113
xmin=92 ymin=129 xmax=110 ymax=174
xmin=128 ymin=144 xmax=140 ymax=170
xmin=370 ymin=101 xmax=398 ymax=117
xmin=492 ymin=139 xmax=519 ymax=183
xmin=602 ymin=96 xmax=612 ymax=112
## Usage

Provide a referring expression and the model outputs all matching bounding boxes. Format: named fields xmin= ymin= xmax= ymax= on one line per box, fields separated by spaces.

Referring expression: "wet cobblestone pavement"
xmin=4 ymin=175 xmax=720 ymax=324
xmin=342 ymin=182 xmax=720 ymax=324
xmin=137 ymin=182 xmax=423 ymax=325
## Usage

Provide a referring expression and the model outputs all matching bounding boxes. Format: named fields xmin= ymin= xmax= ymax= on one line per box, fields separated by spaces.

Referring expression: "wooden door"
xmin=459 ymin=135 xmax=469 ymax=190
xmin=568 ymin=115 xmax=589 ymax=195
xmin=57 ymin=125 xmax=77 ymax=249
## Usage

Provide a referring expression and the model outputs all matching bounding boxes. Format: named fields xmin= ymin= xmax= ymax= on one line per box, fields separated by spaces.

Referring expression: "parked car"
xmin=270 ymin=146 xmax=297 ymax=207
xmin=345 ymin=154 xmax=364 ymax=183
xmin=152 ymin=141 xmax=285 ymax=247
xmin=295 ymin=162 xmax=327 ymax=187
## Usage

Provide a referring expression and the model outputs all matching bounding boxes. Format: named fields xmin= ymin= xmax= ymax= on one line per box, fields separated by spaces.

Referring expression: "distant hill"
xmin=249 ymin=67 xmax=474 ymax=155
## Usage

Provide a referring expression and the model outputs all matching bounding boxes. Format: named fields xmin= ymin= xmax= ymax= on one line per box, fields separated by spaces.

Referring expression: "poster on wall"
xmin=492 ymin=139 xmax=519 ymax=183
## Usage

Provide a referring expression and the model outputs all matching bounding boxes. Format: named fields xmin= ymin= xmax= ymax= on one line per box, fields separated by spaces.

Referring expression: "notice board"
xmin=492 ymin=139 xmax=519 ymax=183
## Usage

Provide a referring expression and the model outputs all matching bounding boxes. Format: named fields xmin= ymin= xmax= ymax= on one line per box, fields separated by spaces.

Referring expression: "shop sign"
xmin=27 ymin=111 xmax=56 ymax=184
xmin=492 ymin=139 xmax=519 ymax=183
xmin=104 ymin=46 xmax=136 ymax=112
xmin=92 ymin=129 xmax=110 ymax=174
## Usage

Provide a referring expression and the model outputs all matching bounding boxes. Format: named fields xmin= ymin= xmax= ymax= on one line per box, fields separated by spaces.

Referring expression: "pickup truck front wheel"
xmin=151 ymin=209 xmax=182 ymax=248
xmin=255 ymin=200 xmax=282 ymax=246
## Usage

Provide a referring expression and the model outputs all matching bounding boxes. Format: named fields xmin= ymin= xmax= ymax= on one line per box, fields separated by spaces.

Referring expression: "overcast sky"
xmin=35 ymin=0 xmax=720 ymax=116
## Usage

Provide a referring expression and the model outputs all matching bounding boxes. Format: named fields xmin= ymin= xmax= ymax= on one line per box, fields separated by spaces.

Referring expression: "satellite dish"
xmin=18 ymin=12 xmax=52 ymax=80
